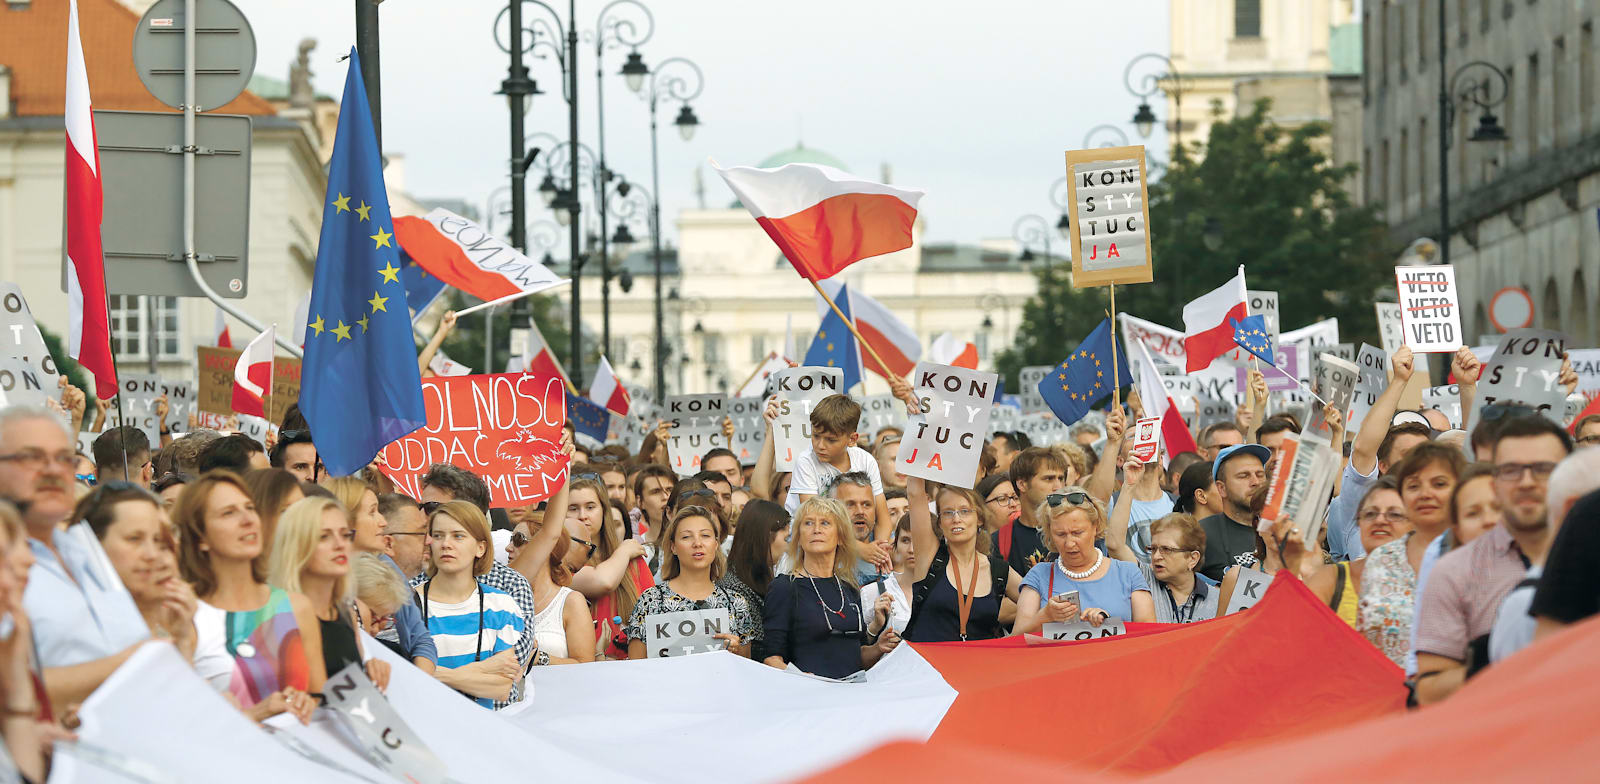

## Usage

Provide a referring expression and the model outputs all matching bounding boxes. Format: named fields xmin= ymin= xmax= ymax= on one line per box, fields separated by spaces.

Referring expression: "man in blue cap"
xmin=1198 ymin=443 xmax=1272 ymax=582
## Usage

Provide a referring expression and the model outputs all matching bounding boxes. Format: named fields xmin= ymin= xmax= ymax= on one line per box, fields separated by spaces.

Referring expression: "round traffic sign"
xmin=132 ymin=0 xmax=257 ymax=111
xmin=1489 ymin=286 xmax=1533 ymax=332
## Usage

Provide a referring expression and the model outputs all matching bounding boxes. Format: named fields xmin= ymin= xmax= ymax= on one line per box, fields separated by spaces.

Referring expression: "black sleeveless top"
xmin=903 ymin=541 xmax=1007 ymax=643
xmin=320 ymin=615 xmax=362 ymax=675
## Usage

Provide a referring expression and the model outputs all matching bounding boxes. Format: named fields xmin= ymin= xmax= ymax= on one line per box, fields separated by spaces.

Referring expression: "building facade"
xmin=1363 ymin=0 xmax=1598 ymax=342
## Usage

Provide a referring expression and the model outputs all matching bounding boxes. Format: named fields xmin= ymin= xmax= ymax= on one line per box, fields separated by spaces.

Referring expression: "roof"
xmin=919 ymin=242 xmax=1034 ymax=272
xmin=756 ymin=142 xmax=849 ymax=172
xmin=1329 ymin=22 xmax=1362 ymax=77
xmin=1 ymin=0 xmax=276 ymax=117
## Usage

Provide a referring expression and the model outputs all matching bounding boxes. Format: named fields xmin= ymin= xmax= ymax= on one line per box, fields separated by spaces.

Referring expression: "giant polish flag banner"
xmin=714 ymin=162 xmax=925 ymax=281
xmin=1182 ymin=266 xmax=1249 ymax=373
xmin=377 ymin=372 xmax=569 ymax=508
xmin=393 ymin=208 xmax=566 ymax=301
xmin=63 ymin=0 xmax=116 ymax=399
xmin=815 ymin=280 xmax=922 ymax=379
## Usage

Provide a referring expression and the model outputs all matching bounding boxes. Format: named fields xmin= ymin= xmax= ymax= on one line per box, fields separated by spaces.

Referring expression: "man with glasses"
xmin=1 ymin=406 xmax=148 ymax=712
xmin=1574 ymin=414 xmax=1600 ymax=449
xmin=90 ymin=426 xmax=151 ymax=485
xmin=1413 ymin=415 xmax=1573 ymax=705
xmin=369 ymin=493 xmax=438 ymax=673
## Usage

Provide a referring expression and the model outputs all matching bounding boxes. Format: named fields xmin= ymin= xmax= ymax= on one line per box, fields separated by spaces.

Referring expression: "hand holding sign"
xmin=1121 ymin=457 xmax=1146 ymax=489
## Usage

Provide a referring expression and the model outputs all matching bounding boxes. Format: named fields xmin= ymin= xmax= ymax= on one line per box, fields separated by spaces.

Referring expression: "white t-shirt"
xmin=784 ymin=446 xmax=884 ymax=513
xmin=191 ymin=601 xmax=232 ymax=693
xmin=858 ymin=574 xmax=913 ymax=634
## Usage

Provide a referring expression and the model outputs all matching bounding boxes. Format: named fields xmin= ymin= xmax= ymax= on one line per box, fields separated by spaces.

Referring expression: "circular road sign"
xmin=132 ymin=0 xmax=257 ymax=111
xmin=1489 ymin=286 xmax=1534 ymax=333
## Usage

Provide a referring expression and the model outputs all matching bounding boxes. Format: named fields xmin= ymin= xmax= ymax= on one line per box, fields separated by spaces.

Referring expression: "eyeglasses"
xmin=0 ymin=450 xmax=78 ymax=472
xmin=278 ymin=429 xmax=314 ymax=443
xmin=1480 ymin=403 xmax=1536 ymax=423
xmin=570 ymin=536 xmax=597 ymax=558
xmin=1148 ymin=545 xmax=1197 ymax=558
xmin=1358 ymin=509 xmax=1409 ymax=524
xmin=510 ymin=530 xmax=529 ymax=548
xmin=677 ymin=489 xmax=715 ymax=503
xmin=1577 ymin=435 xmax=1600 ymax=447
xmin=1493 ymin=461 xmax=1557 ymax=483
xmin=986 ymin=493 xmax=1019 ymax=506
xmin=420 ymin=501 xmax=443 ymax=515
xmin=1047 ymin=492 xmax=1091 ymax=506
xmin=938 ymin=508 xmax=977 ymax=521
xmin=574 ymin=473 xmax=603 ymax=482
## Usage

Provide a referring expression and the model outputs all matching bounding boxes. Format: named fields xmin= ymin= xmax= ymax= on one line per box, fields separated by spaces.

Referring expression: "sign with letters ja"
xmin=897 ymin=362 xmax=998 ymax=489
xmin=1065 ymin=145 xmax=1153 ymax=287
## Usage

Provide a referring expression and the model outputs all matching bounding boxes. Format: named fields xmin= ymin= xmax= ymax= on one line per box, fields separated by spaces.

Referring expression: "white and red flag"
xmin=928 ymin=332 xmax=979 ymax=370
xmin=212 ymin=307 xmax=233 ymax=348
xmin=1181 ymin=265 xmax=1249 ymax=373
xmin=506 ymin=317 xmax=567 ymax=382
xmin=64 ymin=0 xmax=116 ymax=399
xmin=815 ymin=280 xmax=922 ymax=380
xmin=1130 ymin=333 xmax=1200 ymax=465
xmin=588 ymin=356 xmax=630 ymax=416
xmin=393 ymin=208 xmax=567 ymax=302
xmin=714 ymin=162 xmax=924 ymax=281
xmin=231 ymin=325 xmax=274 ymax=419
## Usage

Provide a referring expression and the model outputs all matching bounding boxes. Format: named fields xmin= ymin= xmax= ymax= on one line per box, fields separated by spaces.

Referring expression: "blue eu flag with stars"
xmin=1230 ymin=314 xmax=1276 ymax=366
xmin=1038 ymin=317 xmax=1131 ymax=426
xmin=300 ymin=49 xmax=426 ymax=477
xmin=803 ymin=283 xmax=863 ymax=392
xmin=566 ymin=391 xmax=611 ymax=445
xmin=399 ymin=245 xmax=446 ymax=322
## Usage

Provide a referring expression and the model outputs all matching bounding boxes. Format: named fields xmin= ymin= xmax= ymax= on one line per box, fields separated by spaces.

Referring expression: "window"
xmin=1235 ymin=0 xmax=1261 ymax=37
xmin=1381 ymin=139 xmax=1391 ymax=211
xmin=1583 ymin=26 xmax=1594 ymax=137
xmin=1458 ymin=0 xmax=1468 ymax=39
xmin=1396 ymin=3 xmax=1408 ymax=82
xmin=975 ymin=332 xmax=990 ymax=362
xmin=702 ymin=333 xmax=723 ymax=364
xmin=749 ymin=333 xmax=767 ymax=363
xmin=109 ymin=295 xmax=181 ymax=361
xmin=1380 ymin=4 xmax=1390 ymax=86
xmin=1554 ymin=37 xmax=1566 ymax=146
xmin=1364 ymin=146 xmax=1373 ymax=204
xmin=1419 ymin=0 xmax=1428 ymax=70
xmin=1363 ymin=9 xmax=1373 ymax=101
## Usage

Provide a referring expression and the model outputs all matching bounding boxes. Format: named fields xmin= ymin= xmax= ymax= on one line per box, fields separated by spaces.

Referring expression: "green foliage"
xmin=998 ymin=99 xmax=1391 ymax=386
xmin=37 ymin=326 xmax=96 ymax=404
xmin=434 ymin=292 xmax=573 ymax=376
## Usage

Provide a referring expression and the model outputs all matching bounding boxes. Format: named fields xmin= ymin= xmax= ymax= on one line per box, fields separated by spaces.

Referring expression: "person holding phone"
xmin=1013 ymin=488 xmax=1155 ymax=636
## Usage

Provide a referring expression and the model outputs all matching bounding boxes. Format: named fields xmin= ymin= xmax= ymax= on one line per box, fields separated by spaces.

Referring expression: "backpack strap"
xmin=902 ymin=542 xmax=950 ymax=641
xmin=988 ymin=553 xmax=1008 ymax=605
xmin=1328 ymin=561 xmax=1347 ymax=612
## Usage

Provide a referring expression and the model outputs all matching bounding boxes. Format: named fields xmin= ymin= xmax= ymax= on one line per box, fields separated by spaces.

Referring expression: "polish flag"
xmin=714 ymin=162 xmax=924 ymax=281
xmin=63 ymin=0 xmax=116 ymax=400
xmin=506 ymin=317 xmax=567 ymax=382
xmin=589 ymin=356 xmax=630 ymax=416
xmin=929 ymin=332 xmax=979 ymax=370
xmin=1131 ymin=336 xmax=1200 ymax=465
xmin=231 ymin=325 xmax=275 ymax=419
xmin=393 ymin=208 xmax=567 ymax=302
xmin=815 ymin=280 xmax=921 ymax=380
xmin=212 ymin=308 xmax=233 ymax=348
xmin=1181 ymin=266 xmax=1249 ymax=373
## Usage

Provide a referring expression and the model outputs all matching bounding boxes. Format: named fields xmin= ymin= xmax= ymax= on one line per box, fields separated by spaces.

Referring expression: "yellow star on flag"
xmin=309 ymin=315 xmax=325 ymax=336
xmin=332 ymin=321 xmax=352 ymax=342
xmin=331 ymin=193 xmax=351 ymax=213
xmin=370 ymin=227 xmax=393 ymax=249
xmin=826 ymin=343 xmax=834 ymax=351
xmin=357 ymin=314 xmax=370 ymax=333
xmin=355 ymin=201 xmax=372 ymax=221
xmin=368 ymin=291 xmax=389 ymax=313
xmin=826 ymin=359 xmax=835 ymax=367
xmin=378 ymin=262 xmax=400 ymax=284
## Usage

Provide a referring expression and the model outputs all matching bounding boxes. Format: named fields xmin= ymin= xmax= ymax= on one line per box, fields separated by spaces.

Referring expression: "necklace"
xmin=1058 ymin=549 xmax=1104 ymax=580
xmin=800 ymin=569 xmax=848 ymax=619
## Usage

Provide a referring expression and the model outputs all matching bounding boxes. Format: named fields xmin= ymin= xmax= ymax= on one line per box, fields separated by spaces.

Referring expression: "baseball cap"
xmin=1211 ymin=443 xmax=1273 ymax=482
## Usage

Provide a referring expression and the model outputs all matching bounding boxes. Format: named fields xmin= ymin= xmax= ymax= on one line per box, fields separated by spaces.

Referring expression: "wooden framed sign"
xmin=1064 ymin=145 xmax=1154 ymax=288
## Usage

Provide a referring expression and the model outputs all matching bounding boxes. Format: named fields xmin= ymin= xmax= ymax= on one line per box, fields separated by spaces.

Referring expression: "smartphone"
xmin=1052 ymin=590 xmax=1079 ymax=607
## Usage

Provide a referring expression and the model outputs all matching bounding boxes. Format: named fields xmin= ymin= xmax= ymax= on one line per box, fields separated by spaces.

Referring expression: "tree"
xmin=998 ymin=98 xmax=1389 ymax=391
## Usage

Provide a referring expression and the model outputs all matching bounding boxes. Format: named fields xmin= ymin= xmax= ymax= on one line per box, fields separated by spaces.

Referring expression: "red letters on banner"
xmin=378 ymin=372 xmax=570 ymax=508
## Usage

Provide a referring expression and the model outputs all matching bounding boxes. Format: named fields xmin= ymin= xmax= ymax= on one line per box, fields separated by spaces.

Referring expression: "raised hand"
xmin=1104 ymin=405 xmax=1126 ymax=443
xmin=1121 ymin=457 xmax=1145 ymax=488
xmin=1391 ymin=346 xmax=1415 ymax=383
xmin=721 ymin=415 xmax=734 ymax=442
xmin=1451 ymin=346 xmax=1481 ymax=386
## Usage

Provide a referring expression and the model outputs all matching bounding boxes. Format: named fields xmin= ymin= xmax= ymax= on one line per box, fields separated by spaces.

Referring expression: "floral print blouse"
xmin=1358 ymin=533 xmax=1417 ymax=668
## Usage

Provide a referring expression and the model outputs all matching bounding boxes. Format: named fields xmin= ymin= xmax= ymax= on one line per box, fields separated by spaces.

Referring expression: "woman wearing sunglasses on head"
xmin=626 ymin=505 xmax=757 ymax=659
xmin=902 ymin=477 xmax=1022 ymax=643
xmin=1014 ymin=487 xmax=1155 ymax=636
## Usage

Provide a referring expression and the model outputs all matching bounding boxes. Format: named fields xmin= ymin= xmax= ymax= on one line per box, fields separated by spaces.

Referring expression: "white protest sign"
xmin=1018 ymin=366 xmax=1051 ymax=414
xmin=1015 ymin=410 xmax=1072 ymax=446
xmin=1395 ymin=265 xmax=1463 ymax=352
xmin=727 ymin=397 xmax=765 ymax=464
xmin=195 ymin=411 xmax=278 ymax=448
xmin=0 ymin=283 xmax=63 ymax=392
xmin=1235 ymin=343 xmax=1301 ymax=393
xmin=858 ymin=394 xmax=905 ymax=441
xmin=1039 ymin=617 xmax=1129 ymax=641
xmin=1260 ymin=432 xmax=1339 ymax=547
xmin=1223 ymin=567 xmax=1274 ymax=615
xmin=1308 ymin=353 xmax=1359 ymax=437
xmin=1247 ymin=290 xmax=1280 ymax=343
xmin=427 ymin=349 xmax=472 ymax=377
xmin=1568 ymin=349 xmax=1600 ymax=403
xmin=1130 ymin=417 xmax=1160 ymax=463
xmin=0 ymin=356 xmax=49 ymax=410
xmin=898 ymin=363 xmax=998 ymax=489
xmin=1468 ymin=329 xmax=1570 ymax=431
xmin=770 ymin=367 xmax=845 ymax=472
xmin=988 ymin=404 xmax=1020 ymax=438
xmin=320 ymin=662 xmax=447 ymax=784
xmin=1346 ymin=343 xmax=1390 ymax=432
xmin=1281 ymin=317 xmax=1340 ymax=353
xmin=1064 ymin=146 xmax=1152 ymax=287
xmin=1375 ymin=302 xmax=1405 ymax=355
xmin=1421 ymin=384 xmax=1463 ymax=428
xmin=108 ymin=374 xmax=196 ymax=444
xmin=665 ymin=394 xmax=728 ymax=477
xmin=642 ymin=608 xmax=732 ymax=658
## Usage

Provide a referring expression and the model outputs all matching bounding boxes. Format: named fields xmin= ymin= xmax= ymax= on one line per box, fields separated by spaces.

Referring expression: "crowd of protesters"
xmin=0 ymin=338 xmax=1596 ymax=779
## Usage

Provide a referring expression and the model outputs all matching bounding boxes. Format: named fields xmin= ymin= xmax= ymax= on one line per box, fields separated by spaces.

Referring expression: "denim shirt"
xmin=380 ymin=553 xmax=439 ymax=664
xmin=24 ymin=526 xmax=149 ymax=667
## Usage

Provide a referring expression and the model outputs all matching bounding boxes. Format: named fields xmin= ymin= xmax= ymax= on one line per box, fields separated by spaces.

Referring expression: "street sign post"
xmin=131 ymin=0 xmax=256 ymax=112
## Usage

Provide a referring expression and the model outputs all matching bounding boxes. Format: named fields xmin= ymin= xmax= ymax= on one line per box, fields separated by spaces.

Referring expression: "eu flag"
xmin=399 ymin=245 xmax=446 ymax=322
xmin=803 ymin=283 xmax=863 ymax=392
xmin=300 ymin=49 xmax=426 ymax=477
xmin=566 ymin=391 xmax=610 ymax=445
xmin=1230 ymin=314 xmax=1276 ymax=366
xmin=1038 ymin=317 xmax=1131 ymax=426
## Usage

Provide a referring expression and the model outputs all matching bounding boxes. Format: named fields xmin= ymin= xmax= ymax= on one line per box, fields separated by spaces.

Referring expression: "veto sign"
xmin=665 ymin=393 xmax=727 ymax=477
xmin=771 ymin=367 xmax=845 ymax=472
xmin=1064 ymin=145 xmax=1153 ymax=287
xmin=898 ymin=362 xmax=999 ymax=489
xmin=643 ymin=608 xmax=732 ymax=658
xmin=1395 ymin=265 xmax=1463 ymax=353
xmin=378 ymin=372 xmax=569 ymax=508
xmin=196 ymin=345 xmax=301 ymax=425
xmin=1224 ymin=567 xmax=1274 ymax=615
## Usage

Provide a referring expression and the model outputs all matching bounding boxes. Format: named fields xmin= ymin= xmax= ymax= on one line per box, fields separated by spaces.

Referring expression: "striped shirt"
xmin=1414 ymin=525 xmax=1528 ymax=663
xmin=417 ymin=582 xmax=525 ymax=709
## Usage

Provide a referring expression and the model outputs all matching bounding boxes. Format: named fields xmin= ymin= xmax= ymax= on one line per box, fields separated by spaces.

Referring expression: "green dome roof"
xmin=756 ymin=143 xmax=849 ymax=172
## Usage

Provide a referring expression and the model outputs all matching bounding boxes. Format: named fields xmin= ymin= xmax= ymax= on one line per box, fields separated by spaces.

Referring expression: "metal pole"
xmin=567 ymin=0 xmax=584 ymax=387
xmin=355 ymin=0 xmax=381 ymax=149
xmin=1438 ymin=0 xmax=1450 ymax=265
xmin=595 ymin=41 xmax=613 ymax=364
xmin=650 ymin=95 xmax=664 ymax=402
xmin=144 ymin=296 xmax=157 ymax=373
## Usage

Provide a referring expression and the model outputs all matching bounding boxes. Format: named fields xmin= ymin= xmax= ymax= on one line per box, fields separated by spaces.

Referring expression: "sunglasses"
xmin=573 ymin=472 xmax=603 ymax=482
xmin=420 ymin=501 xmax=444 ymax=515
xmin=1047 ymin=492 xmax=1091 ymax=506
xmin=677 ymin=489 xmax=716 ymax=503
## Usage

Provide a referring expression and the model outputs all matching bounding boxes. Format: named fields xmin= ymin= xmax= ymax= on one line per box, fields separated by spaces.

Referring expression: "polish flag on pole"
xmin=212 ymin=307 xmax=233 ymax=348
xmin=814 ymin=280 xmax=921 ymax=379
xmin=928 ymin=332 xmax=979 ymax=370
xmin=1130 ymin=332 xmax=1200 ymax=465
xmin=588 ymin=356 xmax=630 ymax=416
xmin=713 ymin=161 xmax=924 ymax=281
xmin=507 ymin=317 xmax=567 ymax=383
xmin=63 ymin=0 xmax=116 ymax=399
xmin=231 ymin=325 xmax=275 ymax=419
xmin=1181 ymin=266 xmax=1250 ymax=373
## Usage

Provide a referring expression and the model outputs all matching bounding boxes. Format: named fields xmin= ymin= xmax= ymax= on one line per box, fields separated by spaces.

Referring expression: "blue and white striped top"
xmin=417 ymin=581 xmax=525 ymax=709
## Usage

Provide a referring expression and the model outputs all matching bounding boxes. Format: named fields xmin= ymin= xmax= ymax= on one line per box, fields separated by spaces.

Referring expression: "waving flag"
xmin=1231 ymin=314 xmax=1276 ymax=366
xmin=212 ymin=308 xmax=233 ymax=348
xmin=63 ymin=0 xmax=116 ymax=399
xmin=1130 ymin=331 xmax=1200 ymax=463
xmin=299 ymin=50 xmax=426 ymax=477
xmin=804 ymin=287 xmax=864 ymax=392
xmin=1182 ymin=266 xmax=1249 ymax=373
xmin=714 ymin=162 xmax=924 ymax=281
xmin=506 ymin=316 xmax=566 ymax=382
xmin=589 ymin=356 xmax=630 ymax=416
xmin=814 ymin=279 xmax=921 ymax=380
xmin=929 ymin=332 xmax=979 ymax=370
xmin=566 ymin=391 xmax=610 ymax=445
xmin=1038 ymin=318 xmax=1130 ymax=426
xmin=399 ymin=244 xmax=447 ymax=321
xmin=393 ymin=208 xmax=566 ymax=303
xmin=231 ymin=326 xmax=274 ymax=418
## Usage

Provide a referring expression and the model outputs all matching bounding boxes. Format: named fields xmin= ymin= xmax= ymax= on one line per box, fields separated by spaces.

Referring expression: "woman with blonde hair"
xmin=625 ymin=505 xmax=757 ymax=659
xmin=269 ymin=496 xmax=390 ymax=690
xmin=178 ymin=472 xmax=324 ymax=724
xmin=416 ymin=500 xmax=525 ymax=709
xmin=904 ymin=478 xmax=1023 ymax=642
xmin=762 ymin=498 xmax=899 ymax=677
xmin=1013 ymin=486 xmax=1155 ymax=635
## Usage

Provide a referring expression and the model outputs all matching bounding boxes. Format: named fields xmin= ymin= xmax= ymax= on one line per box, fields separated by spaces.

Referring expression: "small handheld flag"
xmin=1038 ymin=318 xmax=1131 ymax=427
xmin=1231 ymin=315 xmax=1276 ymax=366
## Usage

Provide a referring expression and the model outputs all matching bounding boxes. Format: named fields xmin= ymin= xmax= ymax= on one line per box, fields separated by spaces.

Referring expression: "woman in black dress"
xmin=903 ymin=477 xmax=1023 ymax=642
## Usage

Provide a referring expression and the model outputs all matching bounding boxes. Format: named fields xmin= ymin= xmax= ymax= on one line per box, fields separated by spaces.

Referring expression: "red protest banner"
xmin=378 ymin=372 xmax=569 ymax=508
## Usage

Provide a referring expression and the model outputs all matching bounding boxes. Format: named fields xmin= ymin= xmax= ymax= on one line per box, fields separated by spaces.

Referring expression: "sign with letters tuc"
xmin=1395 ymin=265 xmax=1463 ymax=353
xmin=665 ymin=393 xmax=728 ymax=477
xmin=897 ymin=362 xmax=998 ymax=489
xmin=377 ymin=372 xmax=569 ymax=508
xmin=771 ymin=367 xmax=845 ymax=472
xmin=643 ymin=608 xmax=732 ymax=658
xmin=1064 ymin=145 xmax=1153 ymax=288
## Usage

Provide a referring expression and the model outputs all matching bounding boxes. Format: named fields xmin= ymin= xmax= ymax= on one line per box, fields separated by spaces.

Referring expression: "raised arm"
xmin=1105 ymin=458 xmax=1143 ymax=562
xmin=415 ymin=311 xmax=457 ymax=377
xmin=1351 ymin=346 xmax=1414 ymax=475
xmin=569 ymin=539 xmax=647 ymax=600
xmin=511 ymin=431 xmax=574 ymax=581
xmin=1084 ymin=406 xmax=1126 ymax=503
xmin=1451 ymin=347 xmax=1479 ymax=429
xmin=906 ymin=476 xmax=938 ymax=583
xmin=751 ymin=398 xmax=780 ymax=501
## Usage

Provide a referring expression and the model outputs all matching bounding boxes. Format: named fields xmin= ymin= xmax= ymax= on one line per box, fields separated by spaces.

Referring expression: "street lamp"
xmin=1048 ymin=124 xmax=1132 ymax=247
xmin=604 ymin=177 xmax=652 ymax=357
xmin=537 ymin=173 xmax=559 ymax=206
xmin=1123 ymin=53 xmax=1185 ymax=149
xmin=1012 ymin=214 xmax=1053 ymax=269
xmin=630 ymin=55 xmax=706 ymax=402
xmin=1437 ymin=59 xmax=1509 ymax=265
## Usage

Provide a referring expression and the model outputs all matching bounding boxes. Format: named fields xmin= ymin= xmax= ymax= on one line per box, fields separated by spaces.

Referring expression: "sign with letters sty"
xmin=1065 ymin=145 xmax=1153 ymax=287
xmin=665 ymin=393 xmax=727 ymax=477
xmin=1395 ymin=265 xmax=1463 ymax=353
xmin=321 ymin=662 xmax=446 ymax=784
xmin=1465 ymin=329 xmax=1570 ymax=433
xmin=897 ymin=362 xmax=998 ymax=489
xmin=771 ymin=367 xmax=844 ymax=472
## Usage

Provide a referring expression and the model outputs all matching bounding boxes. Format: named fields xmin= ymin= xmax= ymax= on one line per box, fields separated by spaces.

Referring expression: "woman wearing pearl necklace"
xmin=763 ymin=498 xmax=900 ymax=678
xmin=1014 ymin=488 xmax=1155 ymax=635
xmin=902 ymin=477 xmax=1023 ymax=643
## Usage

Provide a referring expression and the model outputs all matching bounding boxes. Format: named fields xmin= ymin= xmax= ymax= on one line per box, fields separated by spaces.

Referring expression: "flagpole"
xmin=454 ymin=285 xmax=554 ymax=318
xmin=736 ymin=352 xmax=775 ymax=393
xmin=1108 ymin=284 xmax=1121 ymax=409
xmin=808 ymin=278 xmax=896 ymax=380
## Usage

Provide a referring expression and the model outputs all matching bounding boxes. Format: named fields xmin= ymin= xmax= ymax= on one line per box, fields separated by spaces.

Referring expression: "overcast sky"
xmin=234 ymin=0 xmax=1171 ymax=249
